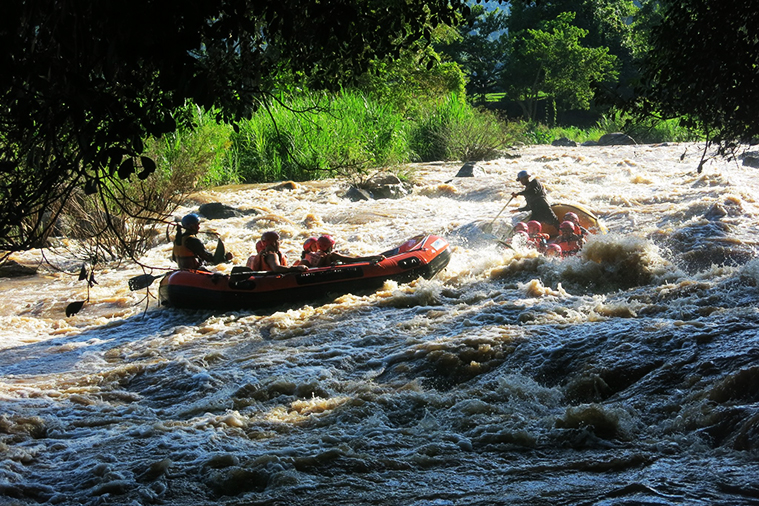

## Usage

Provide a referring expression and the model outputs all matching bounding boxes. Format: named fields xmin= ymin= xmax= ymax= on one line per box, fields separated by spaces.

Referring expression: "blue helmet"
xmin=516 ymin=170 xmax=531 ymax=181
xmin=181 ymin=213 xmax=200 ymax=228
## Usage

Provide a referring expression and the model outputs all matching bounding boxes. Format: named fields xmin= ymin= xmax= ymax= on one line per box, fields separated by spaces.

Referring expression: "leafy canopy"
xmin=0 ymin=0 xmax=472 ymax=254
xmin=632 ymin=0 xmax=759 ymax=161
xmin=502 ymin=11 xmax=618 ymax=122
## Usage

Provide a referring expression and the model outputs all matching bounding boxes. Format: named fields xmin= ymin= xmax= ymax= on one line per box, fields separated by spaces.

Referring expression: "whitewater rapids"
xmin=2 ymin=142 xmax=759 ymax=505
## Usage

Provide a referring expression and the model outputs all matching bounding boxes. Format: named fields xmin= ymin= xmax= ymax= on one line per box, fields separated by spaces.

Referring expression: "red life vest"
xmin=556 ymin=235 xmax=583 ymax=256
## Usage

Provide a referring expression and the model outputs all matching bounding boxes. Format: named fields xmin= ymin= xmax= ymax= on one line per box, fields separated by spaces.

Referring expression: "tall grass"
xmin=596 ymin=113 xmax=703 ymax=143
xmin=229 ymin=91 xmax=411 ymax=183
xmin=409 ymin=94 xmax=511 ymax=162
xmin=145 ymin=104 xmax=235 ymax=187
xmin=519 ymin=112 xmax=704 ymax=145
xmin=143 ymin=98 xmax=705 ymax=191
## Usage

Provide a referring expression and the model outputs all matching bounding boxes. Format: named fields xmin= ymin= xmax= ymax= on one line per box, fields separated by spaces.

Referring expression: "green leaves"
xmin=633 ymin=0 xmax=759 ymax=150
xmin=501 ymin=11 xmax=618 ymax=122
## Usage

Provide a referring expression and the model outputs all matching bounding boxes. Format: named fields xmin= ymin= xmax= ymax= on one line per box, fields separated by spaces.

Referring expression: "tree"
xmin=631 ymin=0 xmax=759 ymax=164
xmin=502 ymin=11 xmax=618 ymax=122
xmin=435 ymin=4 xmax=511 ymax=101
xmin=0 ymin=0 xmax=473 ymax=257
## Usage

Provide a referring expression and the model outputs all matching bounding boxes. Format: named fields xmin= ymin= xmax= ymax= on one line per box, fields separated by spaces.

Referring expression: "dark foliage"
xmin=0 ymin=0 xmax=472 ymax=255
xmin=633 ymin=0 xmax=759 ymax=163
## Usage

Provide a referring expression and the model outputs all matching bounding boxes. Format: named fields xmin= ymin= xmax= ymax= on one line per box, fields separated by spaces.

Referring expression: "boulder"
xmin=552 ymin=137 xmax=577 ymax=147
xmin=268 ymin=181 xmax=299 ymax=190
xmin=742 ymin=155 xmax=759 ymax=168
xmin=345 ymin=187 xmax=372 ymax=202
xmin=597 ymin=132 xmax=637 ymax=146
xmin=581 ymin=140 xmax=599 ymax=146
xmin=198 ymin=203 xmax=257 ymax=220
xmin=350 ymin=174 xmax=411 ymax=200
xmin=455 ymin=161 xmax=487 ymax=178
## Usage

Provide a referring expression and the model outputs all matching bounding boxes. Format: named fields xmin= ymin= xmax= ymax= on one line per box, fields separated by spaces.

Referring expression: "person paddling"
xmin=172 ymin=213 xmax=233 ymax=270
xmin=526 ymin=220 xmax=550 ymax=253
xmin=511 ymin=170 xmax=560 ymax=229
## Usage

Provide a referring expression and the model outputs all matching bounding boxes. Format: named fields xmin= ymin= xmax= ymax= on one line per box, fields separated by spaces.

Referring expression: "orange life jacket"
xmin=172 ymin=234 xmax=201 ymax=270
xmin=556 ymin=235 xmax=583 ymax=256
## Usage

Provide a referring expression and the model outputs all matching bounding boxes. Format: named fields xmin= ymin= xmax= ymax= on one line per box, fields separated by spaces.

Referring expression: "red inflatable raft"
xmin=158 ymin=234 xmax=451 ymax=310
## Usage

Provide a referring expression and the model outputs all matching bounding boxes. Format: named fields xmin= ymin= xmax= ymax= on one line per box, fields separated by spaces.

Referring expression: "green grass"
xmin=143 ymin=97 xmax=706 ymax=190
xmin=516 ymin=112 xmax=704 ymax=145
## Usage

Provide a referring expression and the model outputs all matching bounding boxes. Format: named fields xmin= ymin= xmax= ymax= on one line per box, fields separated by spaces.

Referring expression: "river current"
xmin=2 ymin=143 xmax=759 ymax=505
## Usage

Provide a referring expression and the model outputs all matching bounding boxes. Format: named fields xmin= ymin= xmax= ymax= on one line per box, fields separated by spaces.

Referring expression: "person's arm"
xmin=184 ymin=236 xmax=215 ymax=262
xmin=265 ymin=252 xmax=307 ymax=273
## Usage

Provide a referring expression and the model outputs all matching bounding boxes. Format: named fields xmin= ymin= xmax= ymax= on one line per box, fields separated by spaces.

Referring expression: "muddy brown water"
xmin=2 ymin=143 xmax=759 ymax=505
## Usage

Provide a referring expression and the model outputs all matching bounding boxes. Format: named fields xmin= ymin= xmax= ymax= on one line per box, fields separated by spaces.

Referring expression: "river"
xmin=2 ymin=142 xmax=759 ymax=505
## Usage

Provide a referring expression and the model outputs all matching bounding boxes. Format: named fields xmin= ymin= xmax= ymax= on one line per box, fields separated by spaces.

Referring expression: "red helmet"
xmin=513 ymin=222 xmax=528 ymax=233
xmin=560 ymin=221 xmax=575 ymax=232
xmin=527 ymin=221 xmax=542 ymax=234
xmin=545 ymin=244 xmax=562 ymax=257
xmin=261 ymin=231 xmax=280 ymax=245
xmin=303 ymin=237 xmax=318 ymax=251
xmin=317 ymin=235 xmax=335 ymax=251
xmin=564 ymin=212 xmax=579 ymax=224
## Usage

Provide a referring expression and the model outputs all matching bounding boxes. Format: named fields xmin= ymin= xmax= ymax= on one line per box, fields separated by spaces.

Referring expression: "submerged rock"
xmin=0 ymin=259 xmax=37 ymax=277
xmin=597 ymin=132 xmax=637 ymax=146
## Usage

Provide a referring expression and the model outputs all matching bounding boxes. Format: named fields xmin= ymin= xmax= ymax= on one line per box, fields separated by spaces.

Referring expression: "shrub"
xmin=409 ymin=94 xmax=511 ymax=162
xmin=229 ymin=91 xmax=412 ymax=182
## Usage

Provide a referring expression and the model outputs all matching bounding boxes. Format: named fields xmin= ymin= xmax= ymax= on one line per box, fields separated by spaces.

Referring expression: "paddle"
xmin=212 ymin=238 xmax=227 ymax=264
xmin=128 ymin=272 xmax=169 ymax=291
xmin=483 ymin=195 xmax=514 ymax=234
xmin=228 ymin=266 xmax=294 ymax=281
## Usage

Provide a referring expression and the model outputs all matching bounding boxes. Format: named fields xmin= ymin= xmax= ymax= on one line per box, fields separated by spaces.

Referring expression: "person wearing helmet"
xmin=294 ymin=237 xmax=322 ymax=267
xmin=563 ymin=211 xmax=589 ymax=238
xmin=510 ymin=170 xmax=560 ymax=229
xmin=311 ymin=234 xmax=385 ymax=267
xmin=544 ymin=243 xmax=563 ymax=258
xmin=525 ymin=220 xmax=550 ymax=253
xmin=172 ymin=213 xmax=233 ymax=269
xmin=554 ymin=220 xmax=585 ymax=257
xmin=247 ymin=231 xmax=308 ymax=273
xmin=511 ymin=222 xmax=529 ymax=235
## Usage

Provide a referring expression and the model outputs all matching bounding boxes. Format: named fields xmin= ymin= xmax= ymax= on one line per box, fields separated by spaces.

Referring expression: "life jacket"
xmin=304 ymin=251 xmax=323 ymax=266
xmin=556 ymin=235 xmax=583 ymax=256
xmin=527 ymin=233 xmax=550 ymax=253
xmin=172 ymin=233 xmax=201 ymax=270
xmin=247 ymin=250 xmax=287 ymax=271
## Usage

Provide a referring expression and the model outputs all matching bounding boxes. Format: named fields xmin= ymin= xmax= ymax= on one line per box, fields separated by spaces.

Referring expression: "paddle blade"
xmin=66 ymin=300 xmax=85 ymax=317
xmin=78 ymin=264 xmax=88 ymax=281
xmin=213 ymin=239 xmax=226 ymax=264
xmin=128 ymin=273 xmax=157 ymax=291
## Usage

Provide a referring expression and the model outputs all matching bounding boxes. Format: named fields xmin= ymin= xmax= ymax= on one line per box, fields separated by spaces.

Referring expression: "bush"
xmin=409 ymin=95 xmax=511 ymax=162
xmin=596 ymin=112 xmax=703 ymax=143
xmin=229 ymin=91 xmax=412 ymax=183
